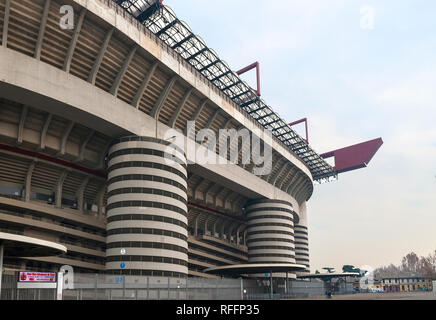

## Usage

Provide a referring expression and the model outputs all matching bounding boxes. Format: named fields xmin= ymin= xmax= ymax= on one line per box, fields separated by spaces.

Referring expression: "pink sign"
xmin=19 ymin=272 xmax=56 ymax=283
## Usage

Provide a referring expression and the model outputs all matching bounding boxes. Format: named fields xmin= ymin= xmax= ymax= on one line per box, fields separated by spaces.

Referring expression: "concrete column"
xmin=105 ymin=136 xmax=188 ymax=277
xmin=245 ymin=199 xmax=296 ymax=278
xmin=212 ymin=220 xmax=217 ymax=237
xmin=194 ymin=214 xmax=201 ymax=237
xmin=76 ymin=177 xmax=90 ymax=212
xmin=97 ymin=186 xmax=106 ymax=219
xmin=55 ymin=171 xmax=68 ymax=208
xmin=23 ymin=161 xmax=36 ymax=202
xmin=295 ymin=201 xmax=310 ymax=275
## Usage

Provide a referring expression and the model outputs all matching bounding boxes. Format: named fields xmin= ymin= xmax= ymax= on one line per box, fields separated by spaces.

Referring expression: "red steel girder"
xmin=236 ymin=62 xmax=261 ymax=97
xmin=320 ymin=138 xmax=383 ymax=174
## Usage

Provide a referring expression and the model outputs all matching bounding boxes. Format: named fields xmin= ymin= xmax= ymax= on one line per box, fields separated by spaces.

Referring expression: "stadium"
xmin=0 ymin=0 xmax=382 ymax=295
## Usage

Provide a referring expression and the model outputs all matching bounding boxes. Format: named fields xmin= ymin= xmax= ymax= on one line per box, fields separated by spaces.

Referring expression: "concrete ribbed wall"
xmin=246 ymin=200 xmax=296 ymax=265
xmin=106 ymin=137 xmax=188 ymax=277
xmin=295 ymin=201 xmax=310 ymax=273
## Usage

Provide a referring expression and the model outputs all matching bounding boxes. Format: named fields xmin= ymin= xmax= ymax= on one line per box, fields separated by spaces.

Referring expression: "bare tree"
xmin=401 ymin=252 xmax=420 ymax=272
xmin=419 ymin=250 xmax=436 ymax=279
xmin=374 ymin=250 xmax=436 ymax=280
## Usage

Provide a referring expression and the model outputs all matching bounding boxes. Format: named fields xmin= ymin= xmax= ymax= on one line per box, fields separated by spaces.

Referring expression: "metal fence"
xmin=1 ymin=273 xmax=355 ymax=300
xmin=1 ymin=274 xmax=56 ymax=300
xmin=62 ymin=274 xmax=260 ymax=300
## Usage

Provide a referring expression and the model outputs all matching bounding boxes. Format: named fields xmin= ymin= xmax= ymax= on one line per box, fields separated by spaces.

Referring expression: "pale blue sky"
xmin=167 ymin=0 xmax=436 ymax=272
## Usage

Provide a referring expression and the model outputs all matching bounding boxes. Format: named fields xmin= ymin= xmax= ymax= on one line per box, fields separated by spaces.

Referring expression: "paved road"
xmin=296 ymin=292 xmax=436 ymax=300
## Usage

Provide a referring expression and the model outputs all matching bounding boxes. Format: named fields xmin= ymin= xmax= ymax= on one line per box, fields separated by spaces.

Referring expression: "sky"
xmin=166 ymin=0 xmax=436 ymax=273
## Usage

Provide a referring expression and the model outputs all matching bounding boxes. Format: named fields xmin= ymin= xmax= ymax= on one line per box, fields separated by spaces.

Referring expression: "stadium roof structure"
xmin=114 ymin=0 xmax=337 ymax=183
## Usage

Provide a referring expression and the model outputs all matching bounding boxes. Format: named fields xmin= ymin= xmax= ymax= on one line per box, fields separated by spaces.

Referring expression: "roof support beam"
xmin=194 ymin=213 xmax=202 ymax=237
xmin=288 ymin=176 xmax=305 ymax=196
xmin=205 ymin=109 xmax=220 ymax=130
xmin=222 ymin=80 xmax=242 ymax=91
xmin=211 ymin=70 xmax=232 ymax=82
xmin=296 ymin=183 xmax=310 ymax=204
xmin=214 ymin=186 xmax=226 ymax=208
xmin=17 ymin=106 xmax=28 ymax=145
xmin=243 ymin=136 xmax=261 ymax=171
xmin=231 ymin=198 xmax=240 ymax=214
xmin=192 ymin=178 xmax=205 ymax=200
xmin=156 ymin=19 xmax=179 ymax=36
xmin=204 ymin=216 xmax=211 ymax=235
xmin=225 ymin=192 xmax=240 ymax=213
xmin=97 ymin=140 xmax=112 ymax=170
xmin=199 ymin=60 xmax=219 ymax=72
xmin=272 ymin=123 xmax=289 ymax=132
xmin=294 ymin=179 xmax=309 ymax=202
xmin=221 ymin=189 xmax=234 ymax=211
xmin=230 ymin=222 xmax=240 ymax=244
xmin=212 ymin=219 xmax=218 ymax=236
xmin=248 ymin=106 xmax=267 ymax=115
xmin=110 ymin=45 xmax=137 ymax=96
xmin=232 ymin=90 xmax=250 ymax=100
xmin=75 ymin=176 xmax=90 ymax=212
xmin=255 ymin=112 xmax=274 ymax=122
xmin=266 ymin=158 xmax=285 ymax=184
xmin=2 ymin=0 xmax=10 ymax=47
xmin=168 ymin=88 xmax=193 ymax=128
xmin=190 ymin=99 xmax=207 ymax=122
xmin=63 ymin=9 xmax=86 ymax=73
xmin=236 ymin=224 xmax=243 ymax=245
xmin=276 ymin=130 xmax=292 ymax=139
xmin=150 ymin=75 xmax=177 ymax=119
xmin=241 ymin=98 xmax=259 ymax=108
xmin=186 ymin=99 xmax=208 ymax=137
xmin=39 ymin=113 xmax=52 ymax=150
xmin=286 ymin=172 xmax=301 ymax=194
xmin=35 ymin=0 xmax=51 ymax=60
xmin=59 ymin=121 xmax=75 ymax=155
xmin=171 ymin=33 xmax=194 ymax=49
xmin=272 ymin=162 xmax=290 ymax=186
xmin=220 ymin=219 xmax=226 ymax=239
xmin=23 ymin=161 xmax=36 ymax=202
xmin=187 ymin=48 xmax=207 ymax=61
xmin=76 ymin=130 xmax=95 ymax=162
xmin=231 ymin=125 xmax=248 ymax=167
xmin=55 ymin=171 xmax=69 ymax=208
xmin=280 ymin=167 xmax=297 ymax=190
xmin=88 ymin=28 xmax=114 ymax=85
xmin=203 ymin=182 xmax=215 ymax=203
xmin=97 ymin=184 xmax=106 ymax=219
xmin=217 ymin=119 xmax=234 ymax=161
xmin=132 ymin=60 xmax=159 ymax=109
xmin=263 ymin=118 xmax=280 ymax=127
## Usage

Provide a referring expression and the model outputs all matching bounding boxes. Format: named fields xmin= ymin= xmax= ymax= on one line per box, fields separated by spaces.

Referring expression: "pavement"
xmin=295 ymin=291 xmax=436 ymax=300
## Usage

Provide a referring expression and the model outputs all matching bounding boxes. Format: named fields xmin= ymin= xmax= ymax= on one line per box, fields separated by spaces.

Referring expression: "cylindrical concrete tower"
xmin=105 ymin=136 xmax=188 ymax=277
xmin=245 ymin=199 xmax=296 ymax=265
xmin=294 ymin=201 xmax=310 ymax=274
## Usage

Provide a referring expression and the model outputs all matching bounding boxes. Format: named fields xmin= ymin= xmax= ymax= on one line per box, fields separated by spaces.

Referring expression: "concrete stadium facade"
xmin=0 ymin=0 xmax=313 ymax=278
